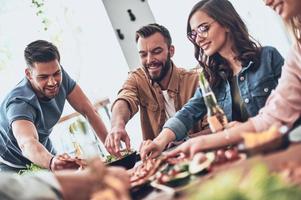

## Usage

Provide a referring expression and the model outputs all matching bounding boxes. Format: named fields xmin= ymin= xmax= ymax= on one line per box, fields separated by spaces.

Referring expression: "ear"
xmin=25 ymin=68 xmax=32 ymax=80
xmin=169 ymin=45 xmax=175 ymax=57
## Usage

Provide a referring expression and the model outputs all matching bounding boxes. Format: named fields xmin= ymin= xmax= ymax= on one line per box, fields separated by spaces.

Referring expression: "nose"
xmin=263 ymin=0 xmax=273 ymax=6
xmin=47 ymin=76 xmax=57 ymax=86
xmin=195 ymin=34 xmax=206 ymax=46
xmin=146 ymin=53 xmax=154 ymax=65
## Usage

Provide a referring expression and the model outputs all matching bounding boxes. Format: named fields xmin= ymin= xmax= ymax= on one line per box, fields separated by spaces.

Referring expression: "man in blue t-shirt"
xmin=0 ymin=40 xmax=108 ymax=172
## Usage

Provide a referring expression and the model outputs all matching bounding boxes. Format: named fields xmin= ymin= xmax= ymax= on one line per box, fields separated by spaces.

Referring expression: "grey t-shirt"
xmin=0 ymin=68 xmax=76 ymax=167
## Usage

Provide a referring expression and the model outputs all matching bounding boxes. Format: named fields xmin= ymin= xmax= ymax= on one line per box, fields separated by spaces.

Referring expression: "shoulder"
xmin=285 ymin=43 xmax=301 ymax=71
xmin=7 ymin=79 xmax=36 ymax=103
xmin=125 ymin=67 xmax=149 ymax=83
xmin=260 ymin=46 xmax=283 ymax=59
xmin=174 ymin=66 xmax=198 ymax=79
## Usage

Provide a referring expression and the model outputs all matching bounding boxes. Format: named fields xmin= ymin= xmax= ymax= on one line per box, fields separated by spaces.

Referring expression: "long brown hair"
xmin=285 ymin=16 xmax=301 ymax=44
xmin=187 ymin=0 xmax=261 ymax=88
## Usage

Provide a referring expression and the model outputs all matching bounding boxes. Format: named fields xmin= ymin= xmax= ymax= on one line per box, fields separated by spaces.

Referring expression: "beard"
xmin=145 ymin=55 xmax=172 ymax=83
xmin=33 ymin=84 xmax=60 ymax=101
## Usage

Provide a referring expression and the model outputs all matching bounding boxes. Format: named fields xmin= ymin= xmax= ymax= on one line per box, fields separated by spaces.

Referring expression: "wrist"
xmin=49 ymin=156 xmax=55 ymax=171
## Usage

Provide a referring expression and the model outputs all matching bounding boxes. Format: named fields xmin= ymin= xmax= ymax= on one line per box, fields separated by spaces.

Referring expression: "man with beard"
xmin=0 ymin=40 xmax=108 ymax=172
xmin=105 ymin=23 xmax=202 ymax=156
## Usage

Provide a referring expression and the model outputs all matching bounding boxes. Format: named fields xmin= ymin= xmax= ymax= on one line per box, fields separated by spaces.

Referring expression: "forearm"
xmin=85 ymin=108 xmax=108 ymax=143
xmin=200 ymin=120 xmax=256 ymax=150
xmin=20 ymin=139 xmax=53 ymax=169
xmin=154 ymin=128 xmax=176 ymax=149
xmin=111 ymin=100 xmax=131 ymax=129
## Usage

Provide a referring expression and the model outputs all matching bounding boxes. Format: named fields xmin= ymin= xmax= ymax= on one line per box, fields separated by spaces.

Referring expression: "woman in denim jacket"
xmin=140 ymin=0 xmax=284 ymax=159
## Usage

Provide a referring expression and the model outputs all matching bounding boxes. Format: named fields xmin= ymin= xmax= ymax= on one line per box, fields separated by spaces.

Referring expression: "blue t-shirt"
xmin=0 ymin=68 xmax=76 ymax=167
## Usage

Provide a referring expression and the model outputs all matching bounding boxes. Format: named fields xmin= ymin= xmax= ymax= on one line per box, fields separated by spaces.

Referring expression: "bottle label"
xmin=208 ymin=116 xmax=224 ymax=133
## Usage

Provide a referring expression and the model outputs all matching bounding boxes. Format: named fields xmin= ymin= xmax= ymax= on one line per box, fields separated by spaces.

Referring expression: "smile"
xmin=201 ymin=42 xmax=211 ymax=50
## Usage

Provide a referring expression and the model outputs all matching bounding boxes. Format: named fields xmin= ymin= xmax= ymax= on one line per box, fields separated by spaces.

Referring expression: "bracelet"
xmin=224 ymin=128 xmax=230 ymax=140
xmin=49 ymin=156 xmax=55 ymax=171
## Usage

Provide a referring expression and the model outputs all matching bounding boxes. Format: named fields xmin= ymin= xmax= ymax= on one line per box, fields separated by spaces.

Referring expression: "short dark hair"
xmin=24 ymin=40 xmax=60 ymax=67
xmin=135 ymin=23 xmax=172 ymax=47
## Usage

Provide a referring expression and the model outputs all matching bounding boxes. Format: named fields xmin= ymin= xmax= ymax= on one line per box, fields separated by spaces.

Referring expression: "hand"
xmin=50 ymin=153 xmax=81 ymax=171
xmin=167 ymin=137 xmax=204 ymax=159
xmin=139 ymin=140 xmax=165 ymax=161
xmin=106 ymin=166 xmax=130 ymax=189
xmin=89 ymin=160 xmax=130 ymax=200
xmin=226 ymin=121 xmax=242 ymax=129
xmin=105 ymin=126 xmax=131 ymax=157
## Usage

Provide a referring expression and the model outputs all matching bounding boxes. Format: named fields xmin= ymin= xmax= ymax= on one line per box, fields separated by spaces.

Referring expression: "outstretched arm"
xmin=105 ymin=100 xmax=132 ymax=156
xmin=67 ymin=84 xmax=108 ymax=143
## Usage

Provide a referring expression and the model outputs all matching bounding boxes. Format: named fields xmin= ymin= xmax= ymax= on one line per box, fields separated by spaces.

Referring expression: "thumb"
xmin=166 ymin=147 xmax=181 ymax=158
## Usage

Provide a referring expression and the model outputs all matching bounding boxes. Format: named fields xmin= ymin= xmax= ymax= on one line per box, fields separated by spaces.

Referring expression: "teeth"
xmin=274 ymin=3 xmax=282 ymax=14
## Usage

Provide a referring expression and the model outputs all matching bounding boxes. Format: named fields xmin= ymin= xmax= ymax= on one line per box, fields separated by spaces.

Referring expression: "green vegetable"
xmin=105 ymin=150 xmax=134 ymax=163
xmin=18 ymin=163 xmax=44 ymax=175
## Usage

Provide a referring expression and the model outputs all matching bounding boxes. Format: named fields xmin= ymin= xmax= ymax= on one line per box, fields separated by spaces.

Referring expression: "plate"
xmin=106 ymin=151 xmax=137 ymax=169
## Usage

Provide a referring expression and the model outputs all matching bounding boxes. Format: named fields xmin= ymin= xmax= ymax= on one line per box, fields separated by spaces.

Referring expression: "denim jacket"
xmin=164 ymin=46 xmax=284 ymax=141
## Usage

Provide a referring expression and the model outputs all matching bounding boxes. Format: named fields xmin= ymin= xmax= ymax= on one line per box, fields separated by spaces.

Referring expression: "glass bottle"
xmin=199 ymin=69 xmax=228 ymax=132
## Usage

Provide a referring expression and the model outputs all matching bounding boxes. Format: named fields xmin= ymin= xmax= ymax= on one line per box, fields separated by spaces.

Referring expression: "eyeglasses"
xmin=187 ymin=21 xmax=215 ymax=43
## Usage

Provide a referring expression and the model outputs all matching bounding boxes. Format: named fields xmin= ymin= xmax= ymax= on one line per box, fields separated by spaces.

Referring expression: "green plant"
xmin=31 ymin=0 xmax=49 ymax=31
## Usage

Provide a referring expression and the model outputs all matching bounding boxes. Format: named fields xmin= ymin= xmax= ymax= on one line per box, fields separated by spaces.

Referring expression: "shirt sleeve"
xmin=251 ymin=44 xmax=301 ymax=131
xmin=163 ymin=88 xmax=207 ymax=141
xmin=0 ymin=171 xmax=62 ymax=200
xmin=270 ymin=46 xmax=284 ymax=79
xmin=112 ymin=72 xmax=140 ymax=117
xmin=6 ymin=100 xmax=36 ymax=125
xmin=62 ymin=68 xmax=76 ymax=95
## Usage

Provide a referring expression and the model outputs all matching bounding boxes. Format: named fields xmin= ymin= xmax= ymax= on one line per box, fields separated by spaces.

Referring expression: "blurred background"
xmin=0 ymin=0 xmax=290 ymax=154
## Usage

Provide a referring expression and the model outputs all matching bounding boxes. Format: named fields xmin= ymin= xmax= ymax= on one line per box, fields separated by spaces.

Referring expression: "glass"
xmin=187 ymin=21 xmax=215 ymax=43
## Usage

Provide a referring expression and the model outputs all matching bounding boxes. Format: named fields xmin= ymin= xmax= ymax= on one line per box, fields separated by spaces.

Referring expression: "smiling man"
xmin=105 ymin=24 xmax=202 ymax=156
xmin=0 ymin=40 xmax=108 ymax=172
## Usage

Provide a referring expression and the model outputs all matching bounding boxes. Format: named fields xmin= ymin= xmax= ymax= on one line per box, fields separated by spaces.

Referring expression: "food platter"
xmin=105 ymin=150 xmax=137 ymax=169
xmin=129 ymin=148 xmax=247 ymax=196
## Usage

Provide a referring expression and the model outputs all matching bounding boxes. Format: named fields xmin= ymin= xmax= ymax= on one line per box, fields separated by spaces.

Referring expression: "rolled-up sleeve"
xmin=112 ymin=73 xmax=140 ymax=117
xmin=164 ymin=88 xmax=207 ymax=141
xmin=164 ymin=117 xmax=188 ymax=141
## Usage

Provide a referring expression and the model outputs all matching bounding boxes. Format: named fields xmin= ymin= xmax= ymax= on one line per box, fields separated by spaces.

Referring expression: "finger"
xmin=113 ymin=134 xmax=120 ymax=151
xmin=124 ymin=135 xmax=131 ymax=151
xmin=166 ymin=147 xmax=183 ymax=158
xmin=109 ymin=135 xmax=117 ymax=154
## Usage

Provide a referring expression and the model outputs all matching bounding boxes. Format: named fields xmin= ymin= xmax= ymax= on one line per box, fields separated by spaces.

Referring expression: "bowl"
xmin=107 ymin=151 xmax=137 ymax=169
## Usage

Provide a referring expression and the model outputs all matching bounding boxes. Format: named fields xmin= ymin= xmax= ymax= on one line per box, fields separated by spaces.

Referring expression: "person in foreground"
xmin=0 ymin=40 xmax=108 ymax=172
xmin=0 ymin=158 xmax=130 ymax=200
xmin=140 ymin=0 xmax=284 ymax=160
xmin=166 ymin=0 xmax=301 ymax=158
xmin=105 ymin=23 xmax=203 ymax=157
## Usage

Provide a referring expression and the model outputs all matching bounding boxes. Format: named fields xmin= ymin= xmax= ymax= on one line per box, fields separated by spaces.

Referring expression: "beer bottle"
xmin=199 ymin=69 xmax=228 ymax=132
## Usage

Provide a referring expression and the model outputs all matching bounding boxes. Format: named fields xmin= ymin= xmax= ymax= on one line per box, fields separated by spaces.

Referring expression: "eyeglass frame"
xmin=187 ymin=21 xmax=216 ymax=43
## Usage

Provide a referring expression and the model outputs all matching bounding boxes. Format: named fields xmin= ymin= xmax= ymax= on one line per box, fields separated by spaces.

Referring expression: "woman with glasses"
xmin=140 ymin=0 xmax=284 ymax=160
xmin=163 ymin=0 xmax=301 ymax=158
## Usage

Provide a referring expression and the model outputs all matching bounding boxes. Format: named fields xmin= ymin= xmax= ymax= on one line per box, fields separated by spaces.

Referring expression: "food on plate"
xmin=241 ymin=125 xmax=280 ymax=148
xmin=105 ymin=150 xmax=137 ymax=169
xmin=130 ymin=156 xmax=166 ymax=188
xmin=189 ymin=152 xmax=215 ymax=175
xmin=214 ymin=148 xmax=240 ymax=164
xmin=152 ymin=158 xmax=190 ymax=187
